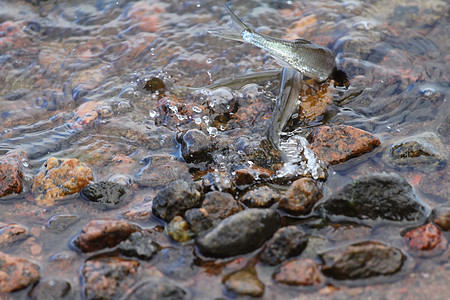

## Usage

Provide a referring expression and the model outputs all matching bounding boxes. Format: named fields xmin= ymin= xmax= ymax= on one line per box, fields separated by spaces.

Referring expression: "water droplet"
xmin=206 ymin=58 xmax=212 ymax=64
xmin=207 ymin=126 xmax=218 ymax=136
xmin=192 ymin=106 xmax=202 ymax=113
xmin=149 ymin=110 xmax=158 ymax=118
xmin=194 ymin=117 xmax=202 ymax=124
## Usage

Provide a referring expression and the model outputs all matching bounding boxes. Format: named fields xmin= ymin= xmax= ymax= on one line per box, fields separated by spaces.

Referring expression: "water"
xmin=0 ymin=0 xmax=448 ymax=298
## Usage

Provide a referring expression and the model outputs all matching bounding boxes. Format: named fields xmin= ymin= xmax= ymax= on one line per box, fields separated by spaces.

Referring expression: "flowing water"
xmin=0 ymin=0 xmax=448 ymax=299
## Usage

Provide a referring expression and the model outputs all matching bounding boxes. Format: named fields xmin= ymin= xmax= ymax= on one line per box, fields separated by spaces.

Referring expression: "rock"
xmin=320 ymin=241 xmax=405 ymax=280
xmin=135 ymin=155 xmax=191 ymax=188
xmin=80 ymin=181 xmax=125 ymax=206
xmin=318 ymin=173 xmax=428 ymax=225
xmin=156 ymin=247 xmax=197 ymax=280
xmin=241 ymin=186 xmax=279 ymax=208
xmin=82 ymin=257 xmax=139 ymax=300
xmin=196 ymin=209 xmax=280 ymax=258
xmin=28 ymin=278 xmax=71 ymax=300
xmin=73 ymin=219 xmax=140 ymax=252
xmin=0 ymin=223 xmax=27 ymax=247
xmin=167 ymin=216 xmax=193 ymax=242
xmin=184 ymin=208 xmax=213 ymax=235
xmin=260 ymin=226 xmax=308 ymax=266
xmin=143 ymin=77 xmax=166 ymax=93
xmin=31 ymin=157 xmax=93 ymax=206
xmin=202 ymin=171 xmax=234 ymax=193
xmin=403 ymin=223 xmax=447 ymax=257
xmin=179 ymin=129 xmax=215 ymax=163
xmin=0 ymin=150 xmax=25 ymax=197
xmin=118 ymin=231 xmax=159 ymax=260
xmin=208 ymin=88 xmax=237 ymax=114
xmin=279 ymin=178 xmax=323 ymax=215
xmin=0 ymin=251 xmax=40 ymax=292
xmin=123 ymin=280 xmax=188 ymax=300
xmin=273 ymin=258 xmax=323 ymax=286
xmin=45 ymin=215 xmax=80 ymax=232
xmin=202 ymin=191 xmax=241 ymax=224
xmin=307 ymin=125 xmax=380 ymax=165
xmin=431 ymin=206 xmax=450 ymax=231
xmin=223 ymin=266 xmax=264 ymax=297
xmin=234 ymin=166 xmax=274 ymax=186
xmin=151 ymin=180 xmax=202 ymax=222
xmin=325 ymin=224 xmax=372 ymax=243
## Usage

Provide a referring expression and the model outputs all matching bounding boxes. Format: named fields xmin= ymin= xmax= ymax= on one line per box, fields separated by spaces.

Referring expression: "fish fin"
xmin=209 ymin=5 xmax=253 ymax=42
xmin=208 ymin=29 xmax=244 ymax=42
xmin=224 ymin=4 xmax=252 ymax=34
xmin=294 ymin=38 xmax=313 ymax=45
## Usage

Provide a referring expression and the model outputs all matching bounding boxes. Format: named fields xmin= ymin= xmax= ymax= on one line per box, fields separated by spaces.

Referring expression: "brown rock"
xmin=279 ymin=178 xmax=323 ymax=215
xmin=404 ymin=223 xmax=447 ymax=257
xmin=202 ymin=191 xmax=242 ymax=223
xmin=241 ymin=186 xmax=280 ymax=208
xmin=223 ymin=266 xmax=264 ymax=297
xmin=135 ymin=155 xmax=191 ymax=188
xmin=307 ymin=125 xmax=381 ymax=165
xmin=82 ymin=257 xmax=139 ymax=300
xmin=0 ymin=150 xmax=26 ymax=197
xmin=73 ymin=219 xmax=140 ymax=252
xmin=432 ymin=206 xmax=450 ymax=231
xmin=31 ymin=157 xmax=93 ymax=206
xmin=0 ymin=251 xmax=40 ymax=292
xmin=234 ymin=166 xmax=274 ymax=186
xmin=0 ymin=223 xmax=27 ymax=247
xmin=273 ymin=258 xmax=323 ymax=286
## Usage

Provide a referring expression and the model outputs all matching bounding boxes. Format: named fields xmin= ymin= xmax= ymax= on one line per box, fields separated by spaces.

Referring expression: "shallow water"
xmin=0 ymin=0 xmax=449 ymax=299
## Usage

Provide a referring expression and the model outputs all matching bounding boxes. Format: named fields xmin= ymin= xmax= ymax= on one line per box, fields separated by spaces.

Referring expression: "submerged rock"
xmin=201 ymin=191 xmax=242 ymax=224
xmin=241 ymin=186 xmax=279 ymax=208
xmin=80 ymin=181 xmax=125 ymax=206
xmin=318 ymin=173 xmax=427 ymax=225
xmin=151 ymin=180 xmax=202 ymax=222
xmin=279 ymin=178 xmax=323 ymax=215
xmin=234 ymin=166 xmax=274 ymax=186
xmin=320 ymin=241 xmax=405 ymax=280
xmin=45 ymin=215 xmax=80 ymax=232
xmin=135 ymin=155 xmax=191 ymax=188
xmin=124 ymin=280 xmax=188 ymax=300
xmin=184 ymin=208 xmax=213 ymax=235
xmin=196 ymin=208 xmax=280 ymax=258
xmin=167 ymin=216 xmax=193 ymax=242
xmin=223 ymin=265 xmax=265 ymax=297
xmin=0 ymin=251 xmax=40 ymax=292
xmin=0 ymin=222 xmax=27 ymax=247
xmin=403 ymin=223 xmax=447 ymax=257
xmin=179 ymin=129 xmax=216 ymax=163
xmin=273 ymin=258 xmax=323 ymax=286
xmin=431 ymin=206 xmax=450 ymax=231
xmin=28 ymin=278 xmax=71 ymax=300
xmin=202 ymin=171 xmax=234 ymax=193
xmin=0 ymin=150 xmax=26 ymax=198
xmin=118 ymin=231 xmax=159 ymax=260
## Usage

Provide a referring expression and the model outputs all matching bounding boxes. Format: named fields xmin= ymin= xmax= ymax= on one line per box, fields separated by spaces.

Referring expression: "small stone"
xmin=260 ymin=226 xmax=308 ymax=266
xmin=0 ymin=251 xmax=40 ymax=292
xmin=196 ymin=209 xmax=280 ymax=258
xmin=234 ymin=166 xmax=274 ymax=186
xmin=31 ymin=157 xmax=93 ymax=206
xmin=180 ymin=129 xmax=215 ymax=163
xmin=156 ymin=247 xmax=197 ymax=280
xmin=184 ymin=208 xmax=213 ymax=235
xmin=45 ymin=215 xmax=80 ymax=232
xmin=241 ymin=186 xmax=279 ymax=208
xmin=124 ymin=280 xmax=187 ymax=300
xmin=167 ymin=216 xmax=193 ymax=242
xmin=273 ymin=258 xmax=323 ymax=286
xmin=202 ymin=191 xmax=242 ymax=223
xmin=143 ymin=77 xmax=166 ymax=93
xmin=0 ymin=223 xmax=27 ymax=247
xmin=0 ymin=150 xmax=26 ymax=197
xmin=118 ymin=231 xmax=159 ymax=260
xmin=307 ymin=125 xmax=380 ymax=165
xmin=320 ymin=241 xmax=405 ymax=279
xmin=202 ymin=171 xmax=234 ymax=193
xmin=80 ymin=181 xmax=125 ymax=206
xmin=151 ymin=180 xmax=202 ymax=222
xmin=404 ymin=223 xmax=447 ymax=257
xmin=208 ymin=88 xmax=237 ymax=114
xmin=73 ymin=219 xmax=140 ymax=252
xmin=223 ymin=266 xmax=264 ymax=297
xmin=325 ymin=223 xmax=372 ymax=243
xmin=28 ymin=278 xmax=71 ymax=300
xmin=279 ymin=178 xmax=323 ymax=215
xmin=432 ymin=206 xmax=450 ymax=231
xmin=135 ymin=155 xmax=191 ymax=188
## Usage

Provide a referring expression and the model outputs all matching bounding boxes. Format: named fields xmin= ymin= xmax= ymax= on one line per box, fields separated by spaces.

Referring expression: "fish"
xmin=210 ymin=5 xmax=347 ymax=84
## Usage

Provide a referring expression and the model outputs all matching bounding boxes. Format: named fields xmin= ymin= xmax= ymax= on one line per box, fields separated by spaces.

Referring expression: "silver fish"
xmin=210 ymin=5 xmax=337 ymax=83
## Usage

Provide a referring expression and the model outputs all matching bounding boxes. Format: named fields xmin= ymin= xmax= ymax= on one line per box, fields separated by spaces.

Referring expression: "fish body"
xmin=210 ymin=5 xmax=336 ymax=82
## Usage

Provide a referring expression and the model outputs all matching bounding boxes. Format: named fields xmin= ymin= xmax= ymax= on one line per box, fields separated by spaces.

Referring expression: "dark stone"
xmin=124 ymin=280 xmax=187 ymax=300
xmin=241 ymin=186 xmax=279 ymax=208
xmin=260 ymin=226 xmax=308 ymax=266
xmin=180 ymin=129 xmax=215 ymax=163
xmin=118 ymin=231 xmax=159 ymax=260
xmin=202 ymin=171 xmax=234 ymax=193
xmin=45 ymin=215 xmax=80 ymax=232
xmin=318 ymin=173 xmax=428 ymax=225
xmin=279 ymin=178 xmax=323 ymax=215
xmin=156 ymin=247 xmax=197 ymax=280
xmin=151 ymin=180 xmax=202 ymax=222
xmin=202 ymin=191 xmax=241 ymax=224
xmin=28 ymin=278 xmax=71 ymax=300
xmin=196 ymin=209 xmax=281 ymax=258
xmin=184 ymin=208 xmax=213 ymax=235
xmin=320 ymin=241 xmax=405 ymax=279
xmin=431 ymin=206 xmax=450 ymax=231
xmin=143 ymin=77 xmax=166 ymax=93
xmin=80 ymin=181 xmax=125 ymax=206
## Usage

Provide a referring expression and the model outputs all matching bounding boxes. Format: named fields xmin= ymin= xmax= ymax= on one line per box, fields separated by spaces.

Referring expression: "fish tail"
xmin=209 ymin=4 xmax=252 ymax=42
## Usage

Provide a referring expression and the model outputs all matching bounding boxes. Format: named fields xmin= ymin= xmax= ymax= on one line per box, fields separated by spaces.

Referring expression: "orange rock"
xmin=298 ymin=80 xmax=333 ymax=124
xmin=273 ymin=258 xmax=323 ymax=286
xmin=0 ymin=251 xmax=40 ymax=292
xmin=0 ymin=150 xmax=26 ymax=197
xmin=279 ymin=178 xmax=323 ymax=215
xmin=234 ymin=165 xmax=274 ymax=186
xmin=0 ymin=223 xmax=27 ymax=247
xmin=404 ymin=223 xmax=447 ymax=257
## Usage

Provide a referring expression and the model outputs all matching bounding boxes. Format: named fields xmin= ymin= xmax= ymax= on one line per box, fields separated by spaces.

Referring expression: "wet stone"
xmin=320 ymin=241 xmax=405 ymax=280
xmin=156 ymin=247 xmax=197 ymax=280
xmin=124 ymin=280 xmax=188 ymax=300
xmin=28 ymin=278 xmax=71 ymax=300
xmin=151 ymin=180 xmax=202 ymax=222
xmin=45 ymin=215 xmax=80 ymax=232
xmin=0 ymin=222 xmax=27 ymax=247
xmin=135 ymin=155 xmax=191 ymax=188
xmin=167 ymin=216 xmax=193 ymax=242
xmin=184 ymin=208 xmax=213 ymax=235
xmin=0 ymin=150 xmax=25 ymax=198
xmin=223 ymin=266 xmax=264 ymax=298
xmin=196 ymin=208 xmax=280 ymax=258
xmin=279 ymin=178 xmax=323 ymax=215
xmin=179 ymin=129 xmax=215 ymax=163
xmin=202 ymin=191 xmax=242 ymax=224
xmin=273 ymin=258 xmax=323 ymax=286
xmin=143 ymin=77 xmax=166 ymax=93
xmin=0 ymin=251 xmax=40 ymax=292
xmin=260 ymin=226 xmax=308 ymax=266
xmin=208 ymin=88 xmax=237 ymax=114
xmin=403 ymin=223 xmax=447 ymax=257
xmin=31 ymin=157 xmax=93 ymax=206
xmin=73 ymin=219 xmax=140 ymax=252
xmin=118 ymin=231 xmax=159 ymax=260
xmin=318 ymin=173 xmax=428 ymax=225
xmin=241 ymin=186 xmax=279 ymax=208
xmin=80 ymin=181 xmax=125 ymax=206
xmin=202 ymin=171 xmax=234 ymax=193
xmin=234 ymin=166 xmax=274 ymax=186
xmin=82 ymin=257 xmax=139 ymax=300
xmin=431 ymin=206 xmax=450 ymax=231
xmin=307 ymin=125 xmax=381 ymax=165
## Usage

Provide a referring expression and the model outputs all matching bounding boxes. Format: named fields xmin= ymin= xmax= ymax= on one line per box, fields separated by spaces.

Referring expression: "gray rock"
xmin=124 ymin=280 xmax=188 ymax=300
xmin=80 ymin=181 xmax=125 ymax=206
xmin=241 ymin=186 xmax=279 ymax=208
xmin=118 ymin=231 xmax=159 ymax=260
xmin=28 ymin=278 xmax=71 ymax=300
xmin=135 ymin=155 xmax=191 ymax=188
xmin=196 ymin=208 xmax=280 ymax=258
xmin=180 ymin=129 xmax=215 ymax=163
xmin=184 ymin=208 xmax=213 ymax=235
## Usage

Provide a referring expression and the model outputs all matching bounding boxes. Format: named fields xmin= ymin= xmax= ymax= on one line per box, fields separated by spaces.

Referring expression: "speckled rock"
xmin=123 ymin=280 xmax=188 ymax=300
xmin=45 ymin=215 xmax=80 ymax=232
xmin=156 ymin=247 xmax=197 ymax=280
xmin=118 ymin=231 xmax=159 ymax=260
xmin=0 ymin=222 xmax=27 ymax=247
xmin=404 ymin=223 xmax=447 ymax=257
xmin=260 ymin=226 xmax=308 ymax=266
xmin=179 ymin=129 xmax=215 ymax=163
xmin=273 ymin=258 xmax=323 ymax=286
xmin=0 ymin=150 xmax=26 ymax=198
xmin=135 ymin=155 xmax=191 ymax=188
xmin=196 ymin=209 xmax=280 ymax=258
xmin=0 ymin=251 xmax=40 ymax=292
xmin=431 ymin=206 xmax=450 ymax=231
xmin=80 ymin=181 xmax=125 ymax=206
xmin=167 ymin=216 xmax=193 ymax=242
xmin=320 ymin=241 xmax=405 ymax=279
xmin=82 ymin=257 xmax=139 ymax=300
xmin=28 ymin=278 xmax=71 ymax=300
xmin=223 ymin=266 xmax=264 ymax=297
xmin=202 ymin=171 xmax=234 ymax=193
xmin=234 ymin=166 xmax=274 ymax=186
xmin=151 ymin=180 xmax=202 ymax=222
xmin=279 ymin=178 xmax=323 ymax=215
xmin=73 ymin=219 xmax=140 ymax=252
xmin=241 ymin=186 xmax=280 ymax=208
xmin=202 ymin=191 xmax=242 ymax=224
xmin=184 ymin=208 xmax=213 ymax=235
xmin=307 ymin=125 xmax=380 ymax=165
xmin=31 ymin=157 xmax=93 ymax=206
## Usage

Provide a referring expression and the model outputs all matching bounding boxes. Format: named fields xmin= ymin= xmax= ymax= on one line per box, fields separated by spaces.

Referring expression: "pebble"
xmin=234 ymin=166 xmax=274 ymax=186
xmin=118 ymin=231 xmax=160 ymax=260
xmin=167 ymin=216 xmax=193 ymax=242
xmin=45 ymin=215 xmax=80 ymax=232
xmin=201 ymin=191 xmax=242 ymax=224
xmin=28 ymin=278 xmax=71 ymax=300
xmin=403 ymin=223 xmax=447 ymax=257
xmin=431 ymin=206 xmax=450 ymax=231
xmin=179 ymin=129 xmax=216 ymax=163
xmin=241 ymin=186 xmax=279 ymax=208
xmin=80 ymin=181 xmax=126 ymax=206
xmin=223 ymin=266 xmax=265 ymax=297
xmin=123 ymin=279 xmax=188 ymax=300
xmin=184 ymin=208 xmax=213 ymax=235
xmin=279 ymin=178 xmax=323 ymax=215
xmin=0 ymin=251 xmax=40 ymax=292
xmin=0 ymin=150 xmax=26 ymax=198
xmin=202 ymin=171 xmax=234 ymax=193
xmin=273 ymin=258 xmax=323 ymax=286
xmin=0 ymin=222 xmax=27 ymax=247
